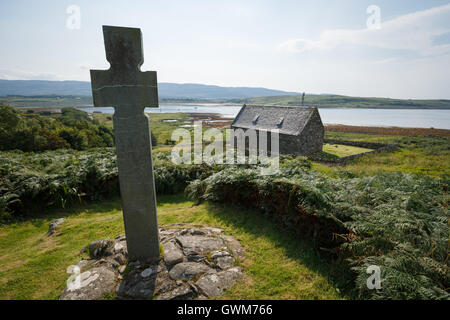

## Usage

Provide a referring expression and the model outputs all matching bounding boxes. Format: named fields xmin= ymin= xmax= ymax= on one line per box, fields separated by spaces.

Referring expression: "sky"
xmin=0 ymin=0 xmax=449 ymax=99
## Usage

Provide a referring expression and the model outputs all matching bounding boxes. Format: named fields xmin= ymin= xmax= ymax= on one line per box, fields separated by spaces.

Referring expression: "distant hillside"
xmin=1 ymin=79 xmax=449 ymax=109
xmin=0 ymin=80 xmax=298 ymax=99
xmin=0 ymin=80 xmax=91 ymax=96
xmin=231 ymin=95 xmax=450 ymax=109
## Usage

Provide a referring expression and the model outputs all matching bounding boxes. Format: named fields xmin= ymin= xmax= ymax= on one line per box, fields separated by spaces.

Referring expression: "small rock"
xmin=48 ymin=218 xmax=66 ymax=235
xmin=176 ymin=236 xmax=225 ymax=257
xmin=118 ymin=279 xmax=153 ymax=299
xmin=141 ymin=268 xmax=153 ymax=278
xmin=210 ymin=250 xmax=230 ymax=259
xmin=114 ymin=243 xmax=125 ymax=254
xmin=216 ymin=256 xmax=235 ymax=270
xmin=190 ymin=229 xmax=206 ymax=236
xmin=187 ymin=255 xmax=204 ymax=262
xmin=114 ymin=253 xmax=127 ymax=265
xmin=221 ymin=235 xmax=245 ymax=259
xmin=156 ymin=284 xmax=194 ymax=300
xmin=107 ymin=258 xmax=120 ymax=270
xmin=88 ymin=239 xmax=115 ymax=259
xmin=163 ymin=241 xmax=184 ymax=267
xmin=117 ymin=263 xmax=175 ymax=299
xmin=169 ymin=262 xmax=212 ymax=281
xmin=60 ymin=267 xmax=117 ymax=300
xmin=205 ymin=227 xmax=223 ymax=234
xmin=195 ymin=267 xmax=243 ymax=298
xmin=118 ymin=266 xmax=126 ymax=274
xmin=160 ymin=230 xmax=176 ymax=237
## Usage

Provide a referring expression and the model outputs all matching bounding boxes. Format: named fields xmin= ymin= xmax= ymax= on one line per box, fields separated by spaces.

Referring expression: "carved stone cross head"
xmin=90 ymin=25 xmax=158 ymax=111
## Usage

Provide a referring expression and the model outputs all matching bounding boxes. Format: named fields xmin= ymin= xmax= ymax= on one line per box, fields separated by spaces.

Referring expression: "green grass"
xmin=0 ymin=194 xmax=344 ymax=300
xmin=322 ymin=144 xmax=373 ymax=158
xmin=93 ymin=112 xmax=189 ymax=146
xmin=313 ymin=132 xmax=450 ymax=178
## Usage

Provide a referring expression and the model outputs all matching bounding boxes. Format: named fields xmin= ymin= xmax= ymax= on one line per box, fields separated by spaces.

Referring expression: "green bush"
xmin=185 ymin=162 xmax=449 ymax=300
xmin=0 ymin=104 xmax=114 ymax=151
xmin=0 ymin=149 xmax=214 ymax=219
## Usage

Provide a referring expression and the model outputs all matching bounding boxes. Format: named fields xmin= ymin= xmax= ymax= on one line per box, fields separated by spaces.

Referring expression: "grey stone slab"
xmin=90 ymin=26 xmax=160 ymax=262
xmin=163 ymin=241 xmax=184 ymax=267
xmin=210 ymin=250 xmax=231 ymax=259
xmin=195 ymin=267 xmax=243 ymax=298
xmin=168 ymin=262 xmax=212 ymax=281
xmin=156 ymin=284 xmax=195 ymax=300
xmin=60 ymin=267 xmax=117 ymax=300
xmin=216 ymin=256 xmax=235 ymax=270
xmin=176 ymin=235 xmax=225 ymax=257
xmin=221 ymin=235 xmax=245 ymax=259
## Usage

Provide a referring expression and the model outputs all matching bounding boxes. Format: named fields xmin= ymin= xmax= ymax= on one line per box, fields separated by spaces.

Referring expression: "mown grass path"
xmin=0 ymin=195 xmax=344 ymax=300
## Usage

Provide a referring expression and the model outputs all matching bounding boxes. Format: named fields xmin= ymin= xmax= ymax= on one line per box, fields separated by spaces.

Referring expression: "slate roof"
xmin=231 ymin=105 xmax=319 ymax=136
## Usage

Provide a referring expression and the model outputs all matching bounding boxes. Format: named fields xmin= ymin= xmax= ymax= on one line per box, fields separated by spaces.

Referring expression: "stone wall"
xmin=296 ymin=110 xmax=324 ymax=155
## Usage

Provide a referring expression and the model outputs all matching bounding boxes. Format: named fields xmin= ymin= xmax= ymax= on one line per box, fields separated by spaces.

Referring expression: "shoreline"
xmin=188 ymin=112 xmax=450 ymax=137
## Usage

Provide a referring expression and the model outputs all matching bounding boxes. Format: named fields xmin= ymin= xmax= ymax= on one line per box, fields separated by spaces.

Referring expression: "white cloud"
xmin=278 ymin=3 xmax=450 ymax=56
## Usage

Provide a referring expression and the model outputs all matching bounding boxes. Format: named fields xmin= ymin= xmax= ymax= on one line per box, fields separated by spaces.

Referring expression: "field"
xmin=322 ymin=144 xmax=373 ymax=158
xmin=319 ymin=130 xmax=450 ymax=177
xmin=0 ymin=195 xmax=344 ymax=300
xmin=0 ymin=109 xmax=448 ymax=300
xmin=94 ymin=112 xmax=190 ymax=146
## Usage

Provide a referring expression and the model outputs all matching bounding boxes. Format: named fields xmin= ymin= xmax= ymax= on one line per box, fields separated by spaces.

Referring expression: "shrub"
xmin=185 ymin=161 xmax=449 ymax=300
xmin=0 ymin=104 xmax=114 ymax=151
xmin=0 ymin=149 xmax=215 ymax=219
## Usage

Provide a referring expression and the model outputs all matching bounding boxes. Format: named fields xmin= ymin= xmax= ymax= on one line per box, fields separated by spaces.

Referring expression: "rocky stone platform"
xmin=60 ymin=224 xmax=244 ymax=300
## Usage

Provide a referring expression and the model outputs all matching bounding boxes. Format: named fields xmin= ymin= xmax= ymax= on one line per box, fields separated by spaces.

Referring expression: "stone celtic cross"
xmin=90 ymin=25 xmax=160 ymax=262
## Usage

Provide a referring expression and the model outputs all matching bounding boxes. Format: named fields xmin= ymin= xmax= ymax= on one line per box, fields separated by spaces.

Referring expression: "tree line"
xmin=0 ymin=104 xmax=115 ymax=152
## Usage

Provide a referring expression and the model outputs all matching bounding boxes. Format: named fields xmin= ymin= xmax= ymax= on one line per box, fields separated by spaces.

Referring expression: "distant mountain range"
xmin=0 ymin=80 xmax=298 ymax=100
xmin=1 ymin=79 xmax=449 ymax=109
